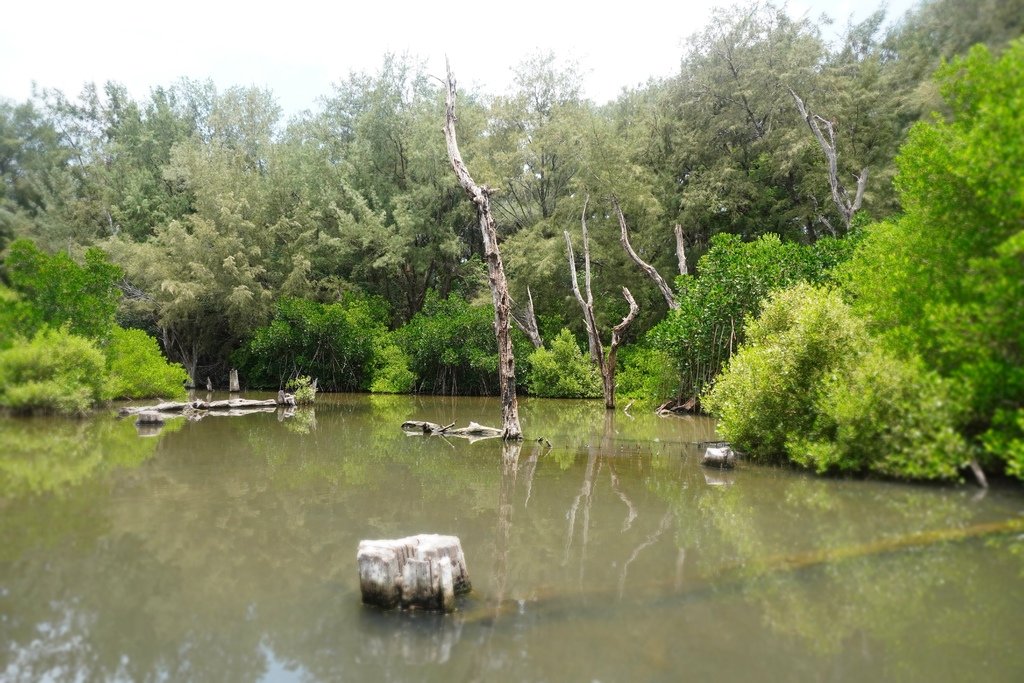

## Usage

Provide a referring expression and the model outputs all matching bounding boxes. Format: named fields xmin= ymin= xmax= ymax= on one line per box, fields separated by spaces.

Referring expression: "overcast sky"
xmin=1 ymin=0 xmax=918 ymax=118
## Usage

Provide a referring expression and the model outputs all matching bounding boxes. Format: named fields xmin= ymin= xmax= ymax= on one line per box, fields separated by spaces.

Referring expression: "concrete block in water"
xmin=357 ymin=534 xmax=469 ymax=612
xmin=701 ymin=445 xmax=737 ymax=469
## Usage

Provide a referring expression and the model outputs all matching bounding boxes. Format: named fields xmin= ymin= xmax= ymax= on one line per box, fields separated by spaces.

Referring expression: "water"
xmin=1 ymin=393 xmax=1022 ymax=682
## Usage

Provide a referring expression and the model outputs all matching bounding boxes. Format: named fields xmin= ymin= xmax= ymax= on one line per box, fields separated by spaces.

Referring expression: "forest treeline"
xmin=1 ymin=0 xmax=1022 ymax=480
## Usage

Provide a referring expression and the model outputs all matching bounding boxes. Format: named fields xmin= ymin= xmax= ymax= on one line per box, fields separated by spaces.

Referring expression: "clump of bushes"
xmin=525 ymin=329 xmax=601 ymax=398
xmin=286 ymin=375 xmax=318 ymax=405
xmin=105 ymin=326 xmax=188 ymax=400
xmin=0 ymin=327 xmax=108 ymax=415
xmin=616 ymin=345 xmax=679 ymax=405
xmin=703 ymin=284 xmax=968 ymax=480
xmin=369 ymin=341 xmax=416 ymax=394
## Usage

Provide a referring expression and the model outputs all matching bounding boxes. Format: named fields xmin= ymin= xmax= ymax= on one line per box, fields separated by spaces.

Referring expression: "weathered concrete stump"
xmin=357 ymin=534 xmax=470 ymax=612
xmin=701 ymin=445 xmax=737 ymax=469
xmin=229 ymin=368 xmax=240 ymax=393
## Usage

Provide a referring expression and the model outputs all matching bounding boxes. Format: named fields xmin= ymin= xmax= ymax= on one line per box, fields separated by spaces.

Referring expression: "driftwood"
xmin=401 ymin=420 xmax=504 ymax=441
xmin=444 ymin=62 xmax=523 ymax=441
xmin=357 ymin=534 xmax=471 ymax=612
xmin=120 ymin=397 xmax=289 ymax=418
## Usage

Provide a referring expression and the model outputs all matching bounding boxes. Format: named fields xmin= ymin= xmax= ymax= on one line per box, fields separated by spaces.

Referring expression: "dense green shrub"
xmin=369 ymin=342 xmax=416 ymax=394
xmin=649 ymin=233 xmax=856 ymax=402
xmin=239 ymin=295 xmax=388 ymax=391
xmin=705 ymin=284 xmax=970 ymax=480
xmin=839 ymin=41 xmax=1024 ymax=479
xmin=0 ymin=327 xmax=108 ymax=415
xmin=789 ymin=348 xmax=967 ymax=479
xmin=395 ymin=291 xmax=529 ymax=395
xmin=104 ymin=326 xmax=188 ymax=400
xmin=702 ymin=284 xmax=866 ymax=462
xmin=615 ymin=345 xmax=679 ymax=404
xmin=525 ymin=329 xmax=601 ymax=398
xmin=4 ymin=239 xmax=122 ymax=340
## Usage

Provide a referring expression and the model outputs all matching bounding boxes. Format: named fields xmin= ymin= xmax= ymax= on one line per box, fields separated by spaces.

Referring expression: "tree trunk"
xmin=789 ymin=88 xmax=868 ymax=234
xmin=674 ymin=224 xmax=688 ymax=276
xmin=566 ymin=198 xmax=640 ymax=410
xmin=444 ymin=62 xmax=522 ymax=440
xmin=511 ymin=285 xmax=544 ymax=349
xmin=613 ymin=196 xmax=678 ymax=311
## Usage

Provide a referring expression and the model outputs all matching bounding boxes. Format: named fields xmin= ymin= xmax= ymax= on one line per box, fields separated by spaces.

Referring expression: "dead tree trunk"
xmin=613 ymin=196 xmax=678 ymax=311
xmin=444 ymin=62 xmax=523 ymax=440
xmin=674 ymin=224 xmax=688 ymax=276
xmin=565 ymin=198 xmax=640 ymax=409
xmin=511 ymin=285 xmax=544 ymax=349
xmin=789 ymin=88 xmax=868 ymax=235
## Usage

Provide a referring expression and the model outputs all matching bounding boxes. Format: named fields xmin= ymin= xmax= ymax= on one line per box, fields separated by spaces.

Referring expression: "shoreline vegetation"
xmin=1 ymin=0 xmax=1022 ymax=482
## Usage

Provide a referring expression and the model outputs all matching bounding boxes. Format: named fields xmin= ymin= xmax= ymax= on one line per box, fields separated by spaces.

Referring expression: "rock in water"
xmin=701 ymin=445 xmax=737 ymax=469
xmin=357 ymin=534 xmax=470 ymax=612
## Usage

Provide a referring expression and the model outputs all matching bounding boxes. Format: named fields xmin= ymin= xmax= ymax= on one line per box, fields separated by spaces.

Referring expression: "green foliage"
xmin=285 ymin=375 xmax=317 ymax=405
xmin=369 ymin=341 xmax=416 ymax=394
xmin=525 ymin=329 xmax=601 ymax=398
xmin=649 ymin=233 xmax=855 ymax=401
xmin=615 ymin=345 xmax=679 ymax=404
xmin=789 ymin=348 xmax=967 ymax=479
xmin=4 ymin=238 xmax=122 ymax=339
xmin=104 ymin=325 xmax=188 ymax=400
xmin=706 ymin=284 xmax=969 ymax=480
xmin=703 ymin=284 xmax=865 ymax=462
xmin=0 ymin=327 xmax=108 ymax=415
xmin=841 ymin=40 xmax=1024 ymax=478
xmin=395 ymin=291 xmax=530 ymax=395
xmin=240 ymin=295 xmax=388 ymax=391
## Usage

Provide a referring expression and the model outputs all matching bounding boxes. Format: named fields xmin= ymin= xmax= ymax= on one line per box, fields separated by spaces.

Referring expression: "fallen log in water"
xmin=400 ymin=420 xmax=504 ymax=440
xmin=357 ymin=534 xmax=471 ymax=612
xmin=120 ymin=397 xmax=284 ymax=417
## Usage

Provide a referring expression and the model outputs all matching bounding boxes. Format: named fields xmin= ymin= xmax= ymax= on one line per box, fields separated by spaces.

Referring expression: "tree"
xmin=444 ymin=63 xmax=522 ymax=439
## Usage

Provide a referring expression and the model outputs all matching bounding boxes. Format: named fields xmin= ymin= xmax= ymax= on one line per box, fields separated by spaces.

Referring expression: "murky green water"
xmin=1 ymin=393 xmax=1022 ymax=682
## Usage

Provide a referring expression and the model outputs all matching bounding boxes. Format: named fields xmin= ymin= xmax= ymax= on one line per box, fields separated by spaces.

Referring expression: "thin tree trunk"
xmin=511 ymin=285 xmax=544 ymax=349
xmin=613 ymin=196 xmax=678 ymax=310
xmin=674 ymin=224 xmax=688 ymax=276
xmin=566 ymin=198 xmax=640 ymax=410
xmin=789 ymin=88 xmax=868 ymax=234
xmin=444 ymin=62 xmax=522 ymax=440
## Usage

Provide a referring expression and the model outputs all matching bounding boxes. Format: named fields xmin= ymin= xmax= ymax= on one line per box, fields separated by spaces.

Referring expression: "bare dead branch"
xmin=613 ymin=196 xmax=678 ymax=310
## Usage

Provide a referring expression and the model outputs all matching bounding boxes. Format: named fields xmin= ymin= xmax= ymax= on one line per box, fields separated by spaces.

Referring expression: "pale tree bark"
xmin=613 ymin=196 xmax=679 ymax=311
xmin=565 ymin=198 xmax=640 ymax=409
xmin=511 ymin=285 xmax=544 ymax=349
xmin=674 ymin=224 xmax=688 ymax=276
xmin=789 ymin=88 xmax=868 ymax=235
xmin=444 ymin=62 xmax=523 ymax=440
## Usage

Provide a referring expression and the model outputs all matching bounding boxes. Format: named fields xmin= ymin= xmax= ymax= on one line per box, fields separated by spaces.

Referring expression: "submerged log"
xmin=357 ymin=534 xmax=470 ymax=612
xmin=135 ymin=411 xmax=165 ymax=426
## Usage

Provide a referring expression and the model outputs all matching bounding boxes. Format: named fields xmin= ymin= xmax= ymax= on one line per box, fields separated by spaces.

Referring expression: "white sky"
xmin=1 ymin=0 xmax=918 ymax=118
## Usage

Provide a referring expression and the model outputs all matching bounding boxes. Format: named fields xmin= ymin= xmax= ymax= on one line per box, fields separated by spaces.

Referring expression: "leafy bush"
xmin=525 ymin=329 xmax=601 ymax=398
xmin=4 ymin=239 xmax=122 ymax=340
xmin=104 ymin=326 xmax=188 ymax=400
xmin=239 ymin=294 xmax=388 ymax=391
xmin=615 ymin=345 xmax=679 ymax=404
xmin=702 ymin=284 xmax=866 ymax=462
xmin=395 ymin=291 xmax=530 ymax=395
xmin=369 ymin=342 xmax=416 ymax=394
xmin=0 ymin=327 xmax=108 ymax=415
xmin=286 ymin=375 xmax=317 ymax=404
xmin=649 ymin=232 xmax=856 ymax=402
xmin=788 ymin=348 xmax=967 ymax=480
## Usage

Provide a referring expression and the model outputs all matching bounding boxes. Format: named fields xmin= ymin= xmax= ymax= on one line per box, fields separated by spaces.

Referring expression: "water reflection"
xmin=0 ymin=395 xmax=1021 ymax=682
